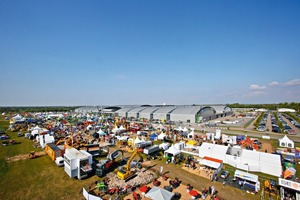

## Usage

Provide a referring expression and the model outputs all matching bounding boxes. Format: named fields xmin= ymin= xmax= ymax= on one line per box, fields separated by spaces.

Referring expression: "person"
xmin=222 ymin=180 xmax=226 ymax=186
xmin=160 ymin=166 xmax=164 ymax=175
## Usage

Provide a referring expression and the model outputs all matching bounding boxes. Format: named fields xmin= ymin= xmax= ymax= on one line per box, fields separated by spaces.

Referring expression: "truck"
xmin=143 ymin=145 xmax=160 ymax=155
xmin=136 ymin=141 xmax=152 ymax=152
xmin=80 ymin=144 xmax=109 ymax=157
xmin=45 ymin=143 xmax=65 ymax=161
xmin=94 ymin=150 xmax=123 ymax=177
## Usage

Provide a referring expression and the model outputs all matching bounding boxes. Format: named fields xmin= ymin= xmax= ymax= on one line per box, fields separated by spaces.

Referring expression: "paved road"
xmin=187 ymin=123 xmax=300 ymax=142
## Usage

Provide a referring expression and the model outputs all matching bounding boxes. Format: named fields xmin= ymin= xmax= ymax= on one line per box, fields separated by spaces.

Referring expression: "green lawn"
xmin=0 ymin=120 xmax=99 ymax=200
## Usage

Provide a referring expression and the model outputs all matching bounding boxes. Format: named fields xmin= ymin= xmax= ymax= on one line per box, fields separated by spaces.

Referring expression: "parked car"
xmin=285 ymin=130 xmax=296 ymax=135
xmin=257 ymin=125 xmax=266 ymax=132
xmin=0 ymin=135 xmax=9 ymax=140
xmin=17 ymin=132 xmax=24 ymax=137
xmin=220 ymin=170 xmax=230 ymax=179
xmin=272 ymin=127 xmax=281 ymax=133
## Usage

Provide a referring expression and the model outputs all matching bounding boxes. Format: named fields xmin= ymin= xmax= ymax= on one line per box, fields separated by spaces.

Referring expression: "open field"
xmin=0 ymin=117 xmax=297 ymax=200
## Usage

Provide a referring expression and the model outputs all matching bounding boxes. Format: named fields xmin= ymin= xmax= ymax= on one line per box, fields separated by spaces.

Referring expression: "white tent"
xmin=97 ymin=129 xmax=107 ymax=136
xmin=158 ymin=132 xmax=166 ymax=140
xmin=198 ymin=142 xmax=229 ymax=162
xmin=164 ymin=144 xmax=181 ymax=157
xmin=119 ymin=125 xmax=126 ymax=131
xmin=156 ymin=124 xmax=165 ymax=130
xmin=86 ymin=124 xmax=93 ymax=131
xmin=176 ymin=126 xmax=183 ymax=131
xmin=278 ymin=135 xmax=294 ymax=148
xmin=214 ymin=129 xmax=221 ymax=140
xmin=145 ymin=187 xmax=174 ymax=200
xmin=200 ymin=156 xmax=222 ymax=169
xmin=134 ymin=137 xmax=142 ymax=144
xmin=188 ymin=128 xmax=195 ymax=139
xmin=112 ymin=126 xmax=120 ymax=133
xmin=182 ymin=127 xmax=188 ymax=132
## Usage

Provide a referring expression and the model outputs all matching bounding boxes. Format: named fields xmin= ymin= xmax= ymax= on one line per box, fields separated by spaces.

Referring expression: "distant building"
xmin=75 ymin=104 xmax=233 ymax=123
xmin=277 ymin=108 xmax=296 ymax=113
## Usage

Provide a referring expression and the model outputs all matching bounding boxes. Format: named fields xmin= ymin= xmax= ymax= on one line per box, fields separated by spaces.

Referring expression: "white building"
xmin=64 ymin=148 xmax=93 ymax=179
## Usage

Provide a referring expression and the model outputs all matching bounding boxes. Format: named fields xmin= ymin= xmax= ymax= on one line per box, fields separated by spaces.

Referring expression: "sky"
xmin=0 ymin=0 xmax=300 ymax=106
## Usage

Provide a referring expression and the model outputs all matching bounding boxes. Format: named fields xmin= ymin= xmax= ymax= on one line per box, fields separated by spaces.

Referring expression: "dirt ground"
xmin=128 ymin=160 xmax=258 ymax=200
xmin=258 ymin=141 xmax=274 ymax=153
xmin=5 ymin=151 xmax=46 ymax=163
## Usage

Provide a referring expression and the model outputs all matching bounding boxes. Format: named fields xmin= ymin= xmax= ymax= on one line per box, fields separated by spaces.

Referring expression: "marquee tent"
xmin=164 ymin=144 xmax=181 ymax=157
xmin=200 ymin=156 xmax=222 ymax=169
xmin=149 ymin=133 xmax=158 ymax=141
xmin=145 ymin=187 xmax=174 ymax=200
xmin=158 ymin=132 xmax=166 ymax=140
xmin=186 ymin=140 xmax=197 ymax=147
xmin=198 ymin=142 xmax=228 ymax=162
xmin=279 ymin=135 xmax=294 ymax=148
xmin=200 ymin=143 xmax=282 ymax=177
xmin=97 ymin=129 xmax=107 ymax=136
xmin=188 ymin=129 xmax=195 ymax=139
xmin=182 ymin=127 xmax=188 ymax=132
xmin=119 ymin=125 xmax=126 ymax=131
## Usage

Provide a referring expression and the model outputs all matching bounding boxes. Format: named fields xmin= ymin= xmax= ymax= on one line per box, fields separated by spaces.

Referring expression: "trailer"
xmin=64 ymin=148 xmax=93 ymax=179
xmin=45 ymin=143 xmax=65 ymax=161
xmin=80 ymin=144 xmax=109 ymax=157
xmin=143 ymin=145 xmax=160 ymax=155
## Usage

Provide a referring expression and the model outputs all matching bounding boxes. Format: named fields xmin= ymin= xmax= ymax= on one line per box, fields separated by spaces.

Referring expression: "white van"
xmin=55 ymin=156 xmax=64 ymax=167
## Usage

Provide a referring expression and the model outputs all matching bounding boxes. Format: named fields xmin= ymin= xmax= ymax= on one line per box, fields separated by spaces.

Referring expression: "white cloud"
xmin=285 ymin=79 xmax=300 ymax=86
xmin=249 ymin=84 xmax=266 ymax=90
xmin=244 ymin=91 xmax=267 ymax=97
xmin=269 ymin=81 xmax=279 ymax=86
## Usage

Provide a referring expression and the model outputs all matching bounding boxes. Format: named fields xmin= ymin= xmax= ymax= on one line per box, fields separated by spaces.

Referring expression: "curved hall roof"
xmin=170 ymin=106 xmax=202 ymax=115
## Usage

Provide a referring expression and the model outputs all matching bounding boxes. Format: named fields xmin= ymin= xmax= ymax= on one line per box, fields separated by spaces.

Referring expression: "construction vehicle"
xmin=94 ymin=150 xmax=123 ymax=177
xmin=117 ymin=149 xmax=143 ymax=180
xmin=29 ymin=151 xmax=37 ymax=159
xmin=45 ymin=143 xmax=65 ymax=161
xmin=264 ymin=179 xmax=277 ymax=195
xmin=143 ymin=145 xmax=160 ymax=155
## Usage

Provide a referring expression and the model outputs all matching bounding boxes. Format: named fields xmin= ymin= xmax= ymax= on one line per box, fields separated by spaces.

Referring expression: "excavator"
xmin=117 ymin=149 xmax=143 ymax=180
xmin=264 ymin=179 xmax=277 ymax=196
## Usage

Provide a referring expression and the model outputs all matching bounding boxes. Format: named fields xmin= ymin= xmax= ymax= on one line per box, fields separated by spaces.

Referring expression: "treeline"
xmin=0 ymin=106 xmax=80 ymax=113
xmin=227 ymin=102 xmax=300 ymax=111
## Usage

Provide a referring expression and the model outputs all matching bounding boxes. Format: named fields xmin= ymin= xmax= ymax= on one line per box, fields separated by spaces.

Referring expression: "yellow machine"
xmin=29 ymin=151 xmax=37 ymax=159
xmin=117 ymin=150 xmax=141 ymax=180
xmin=264 ymin=180 xmax=277 ymax=195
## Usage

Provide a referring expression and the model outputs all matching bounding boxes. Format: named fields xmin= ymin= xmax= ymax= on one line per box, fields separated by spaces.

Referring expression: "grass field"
xmin=0 ymin=117 xmax=299 ymax=200
xmin=0 ymin=119 xmax=99 ymax=200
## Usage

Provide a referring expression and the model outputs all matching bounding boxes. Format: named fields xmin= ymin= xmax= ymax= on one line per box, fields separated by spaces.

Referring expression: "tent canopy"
xmin=200 ymin=156 xmax=222 ymax=169
xmin=149 ymin=133 xmax=158 ymax=140
xmin=164 ymin=144 xmax=181 ymax=156
xmin=145 ymin=187 xmax=174 ymax=200
xmin=158 ymin=132 xmax=166 ymax=140
xmin=186 ymin=140 xmax=197 ymax=146
xmin=278 ymin=135 xmax=294 ymax=148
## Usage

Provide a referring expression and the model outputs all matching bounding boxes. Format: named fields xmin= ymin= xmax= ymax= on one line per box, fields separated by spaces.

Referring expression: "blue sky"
xmin=0 ymin=0 xmax=300 ymax=106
